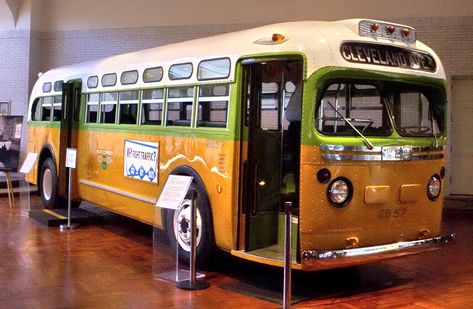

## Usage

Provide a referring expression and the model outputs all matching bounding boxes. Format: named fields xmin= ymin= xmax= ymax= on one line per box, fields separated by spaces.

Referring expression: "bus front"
xmin=299 ymin=20 xmax=454 ymax=270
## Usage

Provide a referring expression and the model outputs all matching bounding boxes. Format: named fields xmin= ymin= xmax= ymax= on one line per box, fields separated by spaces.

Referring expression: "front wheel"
xmin=166 ymin=183 xmax=215 ymax=265
xmin=39 ymin=158 xmax=59 ymax=209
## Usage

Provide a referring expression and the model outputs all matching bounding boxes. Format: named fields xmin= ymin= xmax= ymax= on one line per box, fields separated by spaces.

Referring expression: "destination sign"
xmin=340 ymin=42 xmax=436 ymax=73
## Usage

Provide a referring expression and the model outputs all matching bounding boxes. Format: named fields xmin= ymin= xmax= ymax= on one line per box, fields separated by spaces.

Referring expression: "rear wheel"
xmin=39 ymin=158 xmax=59 ymax=209
xmin=166 ymin=183 xmax=215 ymax=265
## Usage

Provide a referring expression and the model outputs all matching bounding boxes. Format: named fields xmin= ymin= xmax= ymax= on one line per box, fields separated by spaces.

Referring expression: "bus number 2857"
xmin=377 ymin=208 xmax=407 ymax=219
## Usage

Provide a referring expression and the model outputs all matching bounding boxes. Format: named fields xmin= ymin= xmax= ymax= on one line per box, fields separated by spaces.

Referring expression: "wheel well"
xmin=162 ymin=165 xmax=211 ymax=232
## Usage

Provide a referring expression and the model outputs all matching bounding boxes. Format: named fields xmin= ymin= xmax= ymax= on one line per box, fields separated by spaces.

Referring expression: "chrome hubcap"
xmin=42 ymin=168 xmax=52 ymax=201
xmin=173 ymin=199 xmax=202 ymax=252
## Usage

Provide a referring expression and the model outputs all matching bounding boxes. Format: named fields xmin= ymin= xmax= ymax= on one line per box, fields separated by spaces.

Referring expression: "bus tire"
xmin=166 ymin=183 xmax=215 ymax=266
xmin=39 ymin=157 xmax=59 ymax=209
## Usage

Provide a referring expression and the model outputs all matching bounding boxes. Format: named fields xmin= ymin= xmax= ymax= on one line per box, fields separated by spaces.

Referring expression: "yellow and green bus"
xmin=27 ymin=19 xmax=453 ymax=270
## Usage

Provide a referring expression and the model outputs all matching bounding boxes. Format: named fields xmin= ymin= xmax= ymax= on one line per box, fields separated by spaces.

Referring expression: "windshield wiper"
xmin=324 ymin=100 xmax=375 ymax=150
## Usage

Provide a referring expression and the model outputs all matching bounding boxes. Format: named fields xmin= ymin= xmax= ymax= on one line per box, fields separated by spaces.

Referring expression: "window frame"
xmin=196 ymin=84 xmax=230 ymax=129
xmin=98 ymin=92 xmax=118 ymax=124
xmin=140 ymin=88 xmax=165 ymax=126
xmin=43 ymin=82 xmax=52 ymax=93
xmin=168 ymin=63 xmax=193 ymax=80
xmin=118 ymin=90 xmax=139 ymax=125
xmin=120 ymin=70 xmax=139 ymax=85
xmin=85 ymin=93 xmax=100 ymax=124
xmin=101 ymin=73 xmax=117 ymax=87
xmin=165 ymin=86 xmax=195 ymax=127
xmin=197 ymin=57 xmax=231 ymax=81
xmin=87 ymin=76 xmax=99 ymax=89
xmin=143 ymin=67 xmax=164 ymax=83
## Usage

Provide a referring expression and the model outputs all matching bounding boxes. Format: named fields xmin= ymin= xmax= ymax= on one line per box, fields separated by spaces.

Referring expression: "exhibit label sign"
xmin=156 ymin=175 xmax=193 ymax=209
xmin=19 ymin=152 xmax=38 ymax=174
xmin=340 ymin=42 xmax=436 ymax=72
xmin=124 ymin=140 xmax=159 ymax=183
xmin=66 ymin=148 xmax=77 ymax=169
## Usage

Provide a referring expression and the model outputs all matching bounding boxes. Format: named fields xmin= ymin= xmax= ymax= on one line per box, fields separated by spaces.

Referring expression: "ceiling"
xmin=0 ymin=0 xmax=18 ymax=29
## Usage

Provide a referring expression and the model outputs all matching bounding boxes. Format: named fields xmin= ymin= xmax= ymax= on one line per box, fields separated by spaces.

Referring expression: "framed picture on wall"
xmin=0 ymin=101 xmax=11 ymax=115
xmin=0 ymin=116 xmax=23 ymax=171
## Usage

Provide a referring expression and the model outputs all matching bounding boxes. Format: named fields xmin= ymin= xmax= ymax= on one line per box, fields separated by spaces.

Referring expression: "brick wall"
xmin=0 ymin=29 xmax=33 ymax=161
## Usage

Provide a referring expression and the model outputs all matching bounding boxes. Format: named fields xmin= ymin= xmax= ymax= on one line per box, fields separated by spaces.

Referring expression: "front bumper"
xmin=300 ymin=233 xmax=455 ymax=270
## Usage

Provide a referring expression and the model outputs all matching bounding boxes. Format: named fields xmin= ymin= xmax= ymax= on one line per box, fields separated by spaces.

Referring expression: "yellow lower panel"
xmin=76 ymin=129 xmax=238 ymax=252
xmin=299 ymin=145 xmax=444 ymax=253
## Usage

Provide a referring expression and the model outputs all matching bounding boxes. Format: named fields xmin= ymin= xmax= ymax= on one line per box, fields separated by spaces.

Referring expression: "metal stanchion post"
xmin=283 ymin=201 xmax=293 ymax=309
xmin=176 ymin=190 xmax=209 ymax=290
xmin=189 ymin=190 xmax=197 ymax=286
xmin=60 ymin=168 xmax=78 ymax=231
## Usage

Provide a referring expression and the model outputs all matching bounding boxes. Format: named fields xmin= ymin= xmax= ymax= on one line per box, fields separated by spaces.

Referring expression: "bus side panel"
xmin=26 ymin=125 xmax=61 ymax=184
xmin=76 ymin=129 xmax=236 ymax=252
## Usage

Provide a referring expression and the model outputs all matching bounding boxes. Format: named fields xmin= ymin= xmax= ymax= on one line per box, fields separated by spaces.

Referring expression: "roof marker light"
xmin=272 ymin=33 xmax=286 ymax=43
xmin=386 ymin=25 xmax=395 ymax=35
xmin=401 ymin=28 xmax=410 ymax=37
xmin=370 ymin=23 xmax=379 ymax=33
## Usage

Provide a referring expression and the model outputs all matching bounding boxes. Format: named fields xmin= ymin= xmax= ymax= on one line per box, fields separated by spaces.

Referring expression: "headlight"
xmin=327 ymin=177 xmax=353 ymax=207
xmin=427 ymin=175 xmax=441 ymax=201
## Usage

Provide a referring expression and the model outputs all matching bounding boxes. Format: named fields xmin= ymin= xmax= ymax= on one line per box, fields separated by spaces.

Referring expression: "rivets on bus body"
xmin=440 ymin=166 xmax=445 ymax=179
xmin=216 ymin=185 xmax=222 ymax=193
xmin=418 ymin=229 xmax=430 ymax=239
xmin=346 ymin=237 xmax=359 ymax=248
xmin=317 ymin=168 xmax=331 ymax=184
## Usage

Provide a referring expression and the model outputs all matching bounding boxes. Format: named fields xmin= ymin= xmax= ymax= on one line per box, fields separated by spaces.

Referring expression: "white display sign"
xmin=156 ymin=175 xmax=193 ymax=209
xmin=66 ymin=148 xmax=77 ymax=169
xmin=19 ymin=152 xmax=38 ymax=174
xmin=124 ymin=140 xmax=159 ymax=183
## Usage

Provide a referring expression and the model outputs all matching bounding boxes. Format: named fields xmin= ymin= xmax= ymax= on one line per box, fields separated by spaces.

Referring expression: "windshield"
xmin=317 ymin=83 xmax=391 ymax=136
xmin=386 ymin=84 xmax=444 ymax=137
xmin=316 ymin=81 xmax=445 ymax=137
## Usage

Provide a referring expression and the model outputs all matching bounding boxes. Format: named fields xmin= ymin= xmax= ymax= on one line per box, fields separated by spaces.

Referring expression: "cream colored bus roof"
xmin=30 ymin=19 xmax=445 ymax=104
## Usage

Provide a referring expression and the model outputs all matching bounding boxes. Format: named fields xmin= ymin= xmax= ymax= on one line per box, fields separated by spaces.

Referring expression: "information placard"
xmin=124 ymin=140 xmax=159 ymax=183
xmin=19 ymin=152 xmax=38 ymax=174
xmin=66 ymin=148 xmax=77 ymax=169
xmin=156 ymin=175 xmax=193 ymax=209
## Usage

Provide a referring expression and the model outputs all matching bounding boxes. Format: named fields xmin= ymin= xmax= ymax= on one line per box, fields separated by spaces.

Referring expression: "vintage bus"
xmin=27 ymin=19 xmax=453 ymax=270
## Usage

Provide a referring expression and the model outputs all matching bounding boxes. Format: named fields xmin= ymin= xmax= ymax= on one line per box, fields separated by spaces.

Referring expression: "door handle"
xmin=252 ymin=163 xmax=258 ymax=216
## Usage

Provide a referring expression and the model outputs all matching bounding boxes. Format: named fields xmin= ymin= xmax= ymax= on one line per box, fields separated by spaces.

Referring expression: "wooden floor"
xmin=1 ymin=196 xmax=472 ymax=309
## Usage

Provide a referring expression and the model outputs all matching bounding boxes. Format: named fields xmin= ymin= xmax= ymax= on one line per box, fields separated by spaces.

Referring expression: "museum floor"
xmin=0 ymin=196 xmax=472 ymax=309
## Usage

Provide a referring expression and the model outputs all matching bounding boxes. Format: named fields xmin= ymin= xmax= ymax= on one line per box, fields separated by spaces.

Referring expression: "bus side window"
xmin=52 ymin=95 xmax=62 ymax=121
xmin=100 ymin=92 xmax=117 ymax=124
xmin=197 ymin=84 xmax=229 ymax=128
xmin=31 ymin=98 xmax=41 ymax=121
xmin=86 ymin=93 xmax=99 ymax=123
xmin=41 ymin=97 xmax=53 ymax=121
xmin=73 ymin=88 xmax=81 ymax=121
xmin=118 ymin=90 xmax=139 ymax=125
xmin=166 ymin=87 xmax=193 ymax=126
xmin=141 ymin=88 xmax=164 ymax=125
